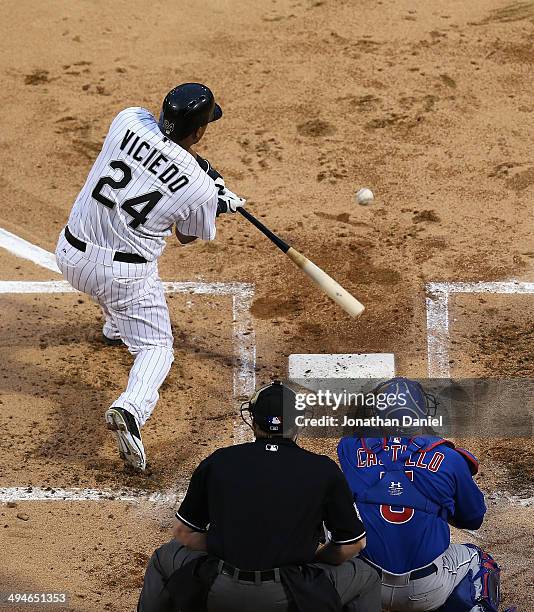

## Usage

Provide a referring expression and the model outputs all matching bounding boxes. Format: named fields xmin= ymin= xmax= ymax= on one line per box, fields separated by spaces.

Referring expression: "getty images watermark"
xmin=294 ymin=389 xmax=442 ymax=429
xmin=286 ymin=379 xmax=533 ymax=438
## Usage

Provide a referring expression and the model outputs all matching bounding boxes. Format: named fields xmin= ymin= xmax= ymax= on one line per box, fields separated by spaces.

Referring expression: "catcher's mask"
xmin=370 ymin=377 xmax=438 ymax=434
xmin=240 ymin=380 xmax=299 ymax=438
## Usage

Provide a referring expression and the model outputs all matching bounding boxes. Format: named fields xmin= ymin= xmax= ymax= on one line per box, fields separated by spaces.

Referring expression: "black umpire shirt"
xmin=176 ymin=437 xmax=366 ymax=571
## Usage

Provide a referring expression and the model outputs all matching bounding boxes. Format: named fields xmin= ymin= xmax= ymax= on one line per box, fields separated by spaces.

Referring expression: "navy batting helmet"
xmin=159 ymin=83 xmax=222 ymax=143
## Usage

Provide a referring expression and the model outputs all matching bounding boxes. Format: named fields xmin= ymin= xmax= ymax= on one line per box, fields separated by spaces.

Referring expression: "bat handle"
xmin=237 ymin=208 xmax=290 ymax=253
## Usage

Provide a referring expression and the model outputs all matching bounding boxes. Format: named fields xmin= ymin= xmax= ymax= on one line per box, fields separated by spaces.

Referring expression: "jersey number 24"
xmin=92 ymin=160 xmax=185 ymax=229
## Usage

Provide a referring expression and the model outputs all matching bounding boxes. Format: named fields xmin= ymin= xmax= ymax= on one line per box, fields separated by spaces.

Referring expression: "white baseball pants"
xmin=55 ymin=230 xmax=174 ymax=427
xmin=380 ymin=543 xmax=484 ymax=612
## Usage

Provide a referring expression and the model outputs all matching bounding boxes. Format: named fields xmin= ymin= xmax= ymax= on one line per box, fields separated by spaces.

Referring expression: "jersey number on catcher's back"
xmin=379 ymin=470 xmax=415 ymax=525
xmin=91 ymin=159 xmax=189 ymax=229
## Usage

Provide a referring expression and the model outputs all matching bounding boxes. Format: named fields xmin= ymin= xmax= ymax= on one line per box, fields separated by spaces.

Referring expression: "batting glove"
xmin=216 ymin=179 xmax=246 ymax=215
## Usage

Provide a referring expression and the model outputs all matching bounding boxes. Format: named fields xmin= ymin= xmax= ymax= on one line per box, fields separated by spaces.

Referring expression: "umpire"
xmin=138 ymin=381 xmax=380 ymax=611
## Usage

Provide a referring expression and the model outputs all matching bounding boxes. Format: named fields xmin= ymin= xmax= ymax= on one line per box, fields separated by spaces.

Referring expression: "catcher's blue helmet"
xmin=373 ymin=377 xmax=438 ymax=422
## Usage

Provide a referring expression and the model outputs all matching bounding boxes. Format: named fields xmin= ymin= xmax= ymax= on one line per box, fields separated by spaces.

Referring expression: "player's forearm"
xmin=177 ymin=530 xmax=208 ymax=551
xmin=172 ymin=520 xmax=208 ymax=551
xmin=314 ymin=539 xmax=366 ymax=565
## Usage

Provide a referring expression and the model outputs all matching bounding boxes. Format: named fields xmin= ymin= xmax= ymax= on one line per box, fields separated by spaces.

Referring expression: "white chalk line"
xmin=0 ymin=280 xmax=253 ymax=296
xmin=0 ymin=280 xmax=256 ymax=503
xmin=502 ymin=494 xmax=534 ymax=507
xmin=0 ymin=227 xmax=61 ymax=274
xmin=426 ymin=281 xmax=534 ymax=378
xmin=425 ymin=281 xmax=534 ymax=508
xmin=461 ymin=492 xmax=534 ymax=541
xmin=0 ymin=280 xmax=256 ymax=401
xmin=0 ymin=487 xmax=181 ymax=504
xmin=460 ymin=493 xmax=533 ymax=540
xmin=462 ymin=528 xmax=485 ymax=541
xmin=427 ymin=281 xmax=534 ymax=295
xmin=0 ymin=230 xmax=256 ymax=504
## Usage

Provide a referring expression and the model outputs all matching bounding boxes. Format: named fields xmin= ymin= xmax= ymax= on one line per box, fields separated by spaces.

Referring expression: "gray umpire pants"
xmin=138 ymin=539 xmax=381 ymax=612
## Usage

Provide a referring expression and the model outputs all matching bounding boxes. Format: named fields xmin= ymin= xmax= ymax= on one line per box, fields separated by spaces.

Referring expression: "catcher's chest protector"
xmin=355 ymin=438 xmax=449 ymax=520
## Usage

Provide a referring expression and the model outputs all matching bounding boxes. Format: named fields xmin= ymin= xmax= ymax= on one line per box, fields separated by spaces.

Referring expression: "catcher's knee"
xmin=439 ymin=545 xmax=500 ymax=612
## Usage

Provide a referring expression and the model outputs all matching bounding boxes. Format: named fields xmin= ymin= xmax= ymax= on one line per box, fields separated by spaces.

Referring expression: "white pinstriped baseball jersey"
xmin=67 ymin=107 xmax=218 ymax=261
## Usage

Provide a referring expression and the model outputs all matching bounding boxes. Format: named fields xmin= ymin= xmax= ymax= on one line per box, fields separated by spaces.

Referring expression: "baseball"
xmin=356 ymin=187 xmax=374 ymax=205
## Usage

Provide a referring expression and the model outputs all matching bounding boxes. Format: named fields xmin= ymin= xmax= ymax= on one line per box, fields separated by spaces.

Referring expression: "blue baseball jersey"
xmin=337 ymin=436 xmax=486 ymax=574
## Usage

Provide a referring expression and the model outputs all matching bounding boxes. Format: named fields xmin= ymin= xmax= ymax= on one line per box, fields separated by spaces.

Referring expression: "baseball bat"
xmin=237 ymin=208 xmax=365 ymax=318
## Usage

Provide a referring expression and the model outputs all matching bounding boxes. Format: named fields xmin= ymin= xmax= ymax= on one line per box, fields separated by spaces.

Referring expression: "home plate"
xmin=288 ymin=353 xmax=396 ymax=393
xmin=289 ymin=353 xmax=395 ymax=379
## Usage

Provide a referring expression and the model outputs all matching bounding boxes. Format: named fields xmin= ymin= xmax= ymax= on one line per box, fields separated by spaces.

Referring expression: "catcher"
xmin=337 ymin=378 xmax=503 ymax=612
xmin=55 ymin=83 xmax=244 ymax=471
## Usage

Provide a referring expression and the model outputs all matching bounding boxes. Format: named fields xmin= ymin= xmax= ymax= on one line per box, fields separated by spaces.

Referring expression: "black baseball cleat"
xmin=105 ymin=407 xmax=147 ymax=471
xmin=102 ymin=333 xmax=124 ymax=347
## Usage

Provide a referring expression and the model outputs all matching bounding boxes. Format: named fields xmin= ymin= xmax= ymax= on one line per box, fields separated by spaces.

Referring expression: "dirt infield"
xmin=0 ymin=0 xmax=533 ymax=610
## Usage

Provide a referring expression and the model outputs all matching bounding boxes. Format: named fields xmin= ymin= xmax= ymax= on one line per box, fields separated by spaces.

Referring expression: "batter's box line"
xmin=0 ymin=280 xmax=256 ymax=504
xmin=0 ymin=280 xmax=256 ymax=400
xmin=426 ymin=280 xmax=534 ymax=378
xmin=0 ymin=486 xmax=182 ymax=505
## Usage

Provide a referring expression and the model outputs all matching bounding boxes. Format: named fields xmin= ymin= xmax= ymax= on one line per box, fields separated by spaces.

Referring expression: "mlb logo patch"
xmin=268 ymin=416 xmax=281 ymax=431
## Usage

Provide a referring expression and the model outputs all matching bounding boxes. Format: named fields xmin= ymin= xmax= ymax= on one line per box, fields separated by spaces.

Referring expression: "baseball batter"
xmin=55 ymin=83 xmax=244 ymax=471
